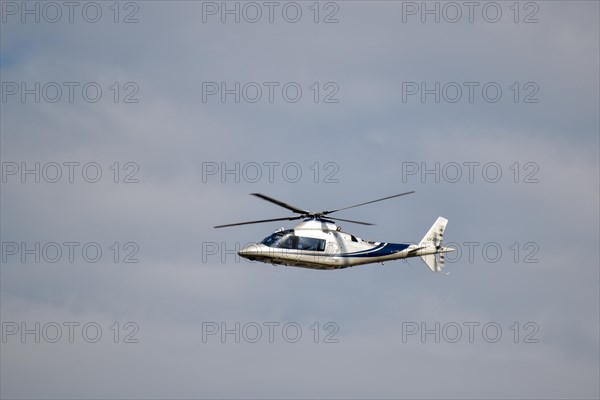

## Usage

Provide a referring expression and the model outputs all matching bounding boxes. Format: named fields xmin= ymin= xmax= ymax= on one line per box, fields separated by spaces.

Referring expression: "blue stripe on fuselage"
xmin=339 ymin=243 xmax=410 ymax=258
xmin=339 ymin=242 xmax=386 ymax=256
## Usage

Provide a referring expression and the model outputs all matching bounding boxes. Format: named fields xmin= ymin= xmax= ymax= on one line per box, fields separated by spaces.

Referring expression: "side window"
xmin=317 ymin=239 xmax=326 ymax=251
xmin=296 ymin=236 xmax=326 ymax=251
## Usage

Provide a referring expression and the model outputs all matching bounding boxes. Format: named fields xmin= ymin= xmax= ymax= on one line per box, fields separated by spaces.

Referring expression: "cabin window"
xmin=296 ymin=236 xmax=326 ymax=251
xmin=262 ymin=232 xmax=325 ymax=251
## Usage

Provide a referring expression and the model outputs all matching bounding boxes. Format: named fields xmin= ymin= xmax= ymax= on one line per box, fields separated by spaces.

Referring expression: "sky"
xmin=1 ymin=1 xmax=599 ymax=399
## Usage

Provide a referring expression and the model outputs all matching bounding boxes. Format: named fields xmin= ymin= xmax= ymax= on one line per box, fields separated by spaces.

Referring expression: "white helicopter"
xmin=214 ymin=192 xmax=455 ymax=272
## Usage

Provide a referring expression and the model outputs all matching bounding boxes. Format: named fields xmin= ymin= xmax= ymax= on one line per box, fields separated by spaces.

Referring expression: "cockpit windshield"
xmin=260 ymin=230 xmax=290 ymax=247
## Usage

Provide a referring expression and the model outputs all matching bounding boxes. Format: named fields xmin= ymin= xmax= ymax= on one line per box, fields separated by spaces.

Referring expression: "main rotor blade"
xmin=327 ymin=216 xmax=374 ymax=226
xmin=251 ymin=193 xmax=309 ymax=215
xmin=323 ymin=191 xmax=415 ymax=214
xmin=214 ymin=216 xmax=302 ymax=229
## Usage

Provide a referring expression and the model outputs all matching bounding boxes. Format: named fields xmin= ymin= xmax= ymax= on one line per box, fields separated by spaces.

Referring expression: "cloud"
xmin=1 ymin=1 xmax=598 ymax=398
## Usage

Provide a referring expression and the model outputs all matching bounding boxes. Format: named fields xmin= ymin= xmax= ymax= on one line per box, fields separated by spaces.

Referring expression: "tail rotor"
xmin=419 ymin=217 xmax=453 ymax=273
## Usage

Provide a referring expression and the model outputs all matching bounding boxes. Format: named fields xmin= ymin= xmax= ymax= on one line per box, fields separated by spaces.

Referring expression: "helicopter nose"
xmin=238 ymin=244 xmax=260 ymax=259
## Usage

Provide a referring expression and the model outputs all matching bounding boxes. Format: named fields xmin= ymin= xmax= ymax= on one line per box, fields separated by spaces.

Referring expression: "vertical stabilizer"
xmin=419 ymin=217 xmax=450 ymax=272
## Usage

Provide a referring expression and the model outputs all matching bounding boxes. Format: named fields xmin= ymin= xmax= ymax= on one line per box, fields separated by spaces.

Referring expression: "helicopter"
xmin=214 ymin=192 xmax=455 ymax=272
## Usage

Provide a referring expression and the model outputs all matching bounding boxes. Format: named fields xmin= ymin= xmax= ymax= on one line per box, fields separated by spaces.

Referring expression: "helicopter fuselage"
xmin=238 ymin=218 xmax=452 ymax=270
xmin=215 ymin=192 xmax=453 ymax=272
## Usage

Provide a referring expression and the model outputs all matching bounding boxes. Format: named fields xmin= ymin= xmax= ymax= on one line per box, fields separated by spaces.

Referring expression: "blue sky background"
xmin=1 ymin=1 xmax=599 ymax=398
